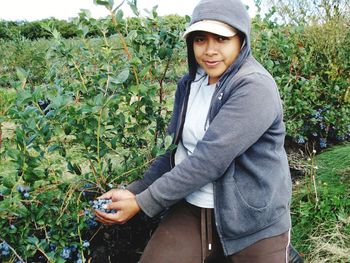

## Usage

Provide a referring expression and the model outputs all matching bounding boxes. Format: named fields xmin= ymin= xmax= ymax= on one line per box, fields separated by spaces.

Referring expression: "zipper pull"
xmin=218 ymin=92 xmax=223 ymax=100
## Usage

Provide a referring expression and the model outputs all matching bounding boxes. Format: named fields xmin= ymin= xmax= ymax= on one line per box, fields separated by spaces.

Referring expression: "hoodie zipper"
xmin=204 ymin=81 xmax=225 ymax=131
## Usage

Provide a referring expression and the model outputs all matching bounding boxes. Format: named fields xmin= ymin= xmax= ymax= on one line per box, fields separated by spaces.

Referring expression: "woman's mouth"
xmin=205 ymin=60 xmax=220 ymax=67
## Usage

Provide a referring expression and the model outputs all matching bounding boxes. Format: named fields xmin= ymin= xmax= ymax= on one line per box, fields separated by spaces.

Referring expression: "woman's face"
xmin=193 ymin=31 xmax=241 ymax=84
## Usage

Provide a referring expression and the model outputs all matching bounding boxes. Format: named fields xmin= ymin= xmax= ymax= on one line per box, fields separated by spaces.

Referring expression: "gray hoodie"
xmin=128 ymin=0 xmax=292 ymax=255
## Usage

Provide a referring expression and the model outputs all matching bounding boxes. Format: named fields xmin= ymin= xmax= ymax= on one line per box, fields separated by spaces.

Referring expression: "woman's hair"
xmin=186 ymin=34 xmax=197 ymax=79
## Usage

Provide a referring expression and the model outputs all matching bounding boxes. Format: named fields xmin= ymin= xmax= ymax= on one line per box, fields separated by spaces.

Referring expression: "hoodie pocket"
xmin=218 ymin=181 xmax=286 ymax=239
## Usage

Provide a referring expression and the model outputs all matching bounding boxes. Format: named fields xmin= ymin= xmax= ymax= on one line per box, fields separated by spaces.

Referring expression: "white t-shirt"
xmin=174 ymin=70 xmax=216 ymax=208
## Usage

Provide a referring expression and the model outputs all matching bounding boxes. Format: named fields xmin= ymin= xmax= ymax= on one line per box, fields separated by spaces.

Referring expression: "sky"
xmin=0 ymin=0 xmax=257 ymax=22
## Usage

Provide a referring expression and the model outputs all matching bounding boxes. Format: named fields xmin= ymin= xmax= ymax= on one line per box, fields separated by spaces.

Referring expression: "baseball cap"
xmin=183 ymin=20 xmax=237 ymax=38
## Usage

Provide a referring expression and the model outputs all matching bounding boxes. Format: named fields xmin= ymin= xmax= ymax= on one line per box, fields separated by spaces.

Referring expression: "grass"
xmin=291 ymin=142 xmax=350 ymax=262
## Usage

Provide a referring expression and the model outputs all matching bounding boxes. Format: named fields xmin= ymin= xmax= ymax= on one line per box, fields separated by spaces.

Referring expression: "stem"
xmin=0 ymin=122 xmax=2 ymax=151
xmin=72 ymin=60 xmax=88 ymax=93
xmin=312 ymin=171 xmax=319 ymax=204
xmin=97 ymin=109 xmax=103 ymax=178
xmin=57 ymin=184 xmax=75 ymax=222
xmin=109 ymin=157 xmax=156 ymax=184
xmin=110 ymin=11 xmax=140 ymax=88
xmin=88 ymin=159 xmax=105 ymax=192
xmin=155 ymin=58 xmax=171 ymax=144
xmin=159 ymin=58 xmax=171 ymax=92
xmin=311 ymin=156 xmax=319 ymax=204
xmin=76 ymin=192 xmax=86 ymax=263
xmin=100 ymin=32 xmax=113 ymax=95
xmin=89 ymin=225 xmax=103 ymax=242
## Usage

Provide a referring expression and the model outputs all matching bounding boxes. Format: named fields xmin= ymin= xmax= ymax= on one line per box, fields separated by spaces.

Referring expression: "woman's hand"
xmin=94 ymin=189 xmax=141 ymax=225
xmin=97 ymin=188 xmax=135 ymax=202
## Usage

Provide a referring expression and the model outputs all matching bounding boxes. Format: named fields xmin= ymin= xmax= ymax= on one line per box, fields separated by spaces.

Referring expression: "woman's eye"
xmin=194 ymin=36 xmax=205 ymax=42
xmin=217 ymin=36 xmax=228 ymax=41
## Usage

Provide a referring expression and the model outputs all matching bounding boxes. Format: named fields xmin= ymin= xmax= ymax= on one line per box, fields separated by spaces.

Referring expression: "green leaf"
xmin=111 ymin=69 xmax=130 ymax=84
xmin=94 ymin=0 xmax=113 ymax=9
xmin=67 ymin=162 xmax=82 ymax=175
xmin=52 ymin=29 xmax=61 ymax=39
xmin=128 ymin=0 xmax=139 ymax=16
xmin=16 ymin=67 xmax=29 ymax=83
xmin=48 ymin=144 xmax=60 ymax=153
xmin=16 ymin=89 xmax=32 ymax=105
xmin=116 ymin=9 xmax=124 ymax=21
xmin=27 ymin=236 xmax=39 ymax=245
xmin=1 ymin=171 xmax=17 ymax=188
xmin=139 ymin=84 xmax=148 ymax=95
xmin=129 ymin=85 xmax=138 ymax=94
xmin=36 ymin=208 xmax=46 ymax=221
xmin=27 ymin=134 xmax=38 ymax=145
xmin=164 ymin=135 xmax=173 ymax=149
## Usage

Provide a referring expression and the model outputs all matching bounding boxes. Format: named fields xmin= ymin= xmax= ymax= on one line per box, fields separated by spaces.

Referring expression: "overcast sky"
xmin=0 ymin=0 xmax=257 ymax=22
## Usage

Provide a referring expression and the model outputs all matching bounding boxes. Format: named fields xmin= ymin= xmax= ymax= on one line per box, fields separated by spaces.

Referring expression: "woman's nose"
xmin=205 ymin=38 xmax=218 ymax=55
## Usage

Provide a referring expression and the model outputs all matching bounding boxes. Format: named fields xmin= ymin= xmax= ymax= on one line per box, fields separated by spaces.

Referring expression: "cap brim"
xmin=183 ymin=20 xmax=237 ymax=38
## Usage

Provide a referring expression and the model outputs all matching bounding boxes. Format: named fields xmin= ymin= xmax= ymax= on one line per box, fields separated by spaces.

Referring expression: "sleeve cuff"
xmin=126 ymin=180 xmax=148 ymax=195
xmin=135 ymin=189 xmax=164 ymax=218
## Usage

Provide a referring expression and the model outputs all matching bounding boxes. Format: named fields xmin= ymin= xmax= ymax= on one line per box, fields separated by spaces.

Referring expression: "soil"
xmin=88 ymin=212 xmax=161 ymax=263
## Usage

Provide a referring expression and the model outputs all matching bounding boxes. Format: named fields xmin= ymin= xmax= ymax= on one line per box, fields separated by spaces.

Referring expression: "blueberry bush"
xmin=251 ymin=9 xmax=350 ymax=149
xmin=0 ymin=0 xmax=184 ymax=262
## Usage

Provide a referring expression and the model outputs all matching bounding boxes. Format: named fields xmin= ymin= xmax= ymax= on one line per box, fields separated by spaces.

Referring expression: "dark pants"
xmin=140 ymin=201 xmax=289 ymax=263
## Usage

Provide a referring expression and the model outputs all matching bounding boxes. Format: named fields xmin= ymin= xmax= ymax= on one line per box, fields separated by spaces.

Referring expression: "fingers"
xmin=97 ymin=189 xmax=135 ymax=202
xmin=94 ymin=209 xmax=126 ymax=225
xmin=97 ymin=189 xmax=117 ymax=200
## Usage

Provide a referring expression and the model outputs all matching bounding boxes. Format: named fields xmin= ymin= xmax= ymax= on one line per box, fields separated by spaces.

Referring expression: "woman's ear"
xmin=237 ymin=31 xmax=245 ymax=48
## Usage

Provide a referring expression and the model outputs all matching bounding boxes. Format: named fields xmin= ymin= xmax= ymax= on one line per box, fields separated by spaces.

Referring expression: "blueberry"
xmin=60 ymin=247 xmax=71 ymax=259
xmin=91 ymin=199 xmax=116 ymax=213
xmin=70 ymin=244 xmax=78 ymax=252
xmin=82 ymin=240 xmax=90 ymax=248
xmin=86 ymin=218 xmax=98 ymax=228
xmin=319 ymin=138 xmax=327 ymax=148
xmin=84 ymin=209 xmax=91 ymax=216
xmin=295 ymin=136 xmax=305 ymax=144
xmin=49 ymin=243 xmax=56 ymax=251
xmin=17 ymin=186 xmax=25 ymax=193
xmin=83 ymin=183 xmax=93 ymax=189
xmin=0 ymin=241 xmax=10 ymax=256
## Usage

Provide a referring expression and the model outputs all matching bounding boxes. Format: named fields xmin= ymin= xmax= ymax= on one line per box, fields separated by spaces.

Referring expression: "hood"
xmin=185 ymin=0 xmax=251 ymax=80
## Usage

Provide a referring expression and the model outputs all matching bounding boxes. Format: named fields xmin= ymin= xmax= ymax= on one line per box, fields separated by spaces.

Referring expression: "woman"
xmin=95 ymin=0 xmax=294 ymax=262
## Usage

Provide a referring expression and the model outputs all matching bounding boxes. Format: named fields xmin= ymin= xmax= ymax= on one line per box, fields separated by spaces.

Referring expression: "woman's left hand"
xmin=94 ymin=197 xmax=141 ymax=225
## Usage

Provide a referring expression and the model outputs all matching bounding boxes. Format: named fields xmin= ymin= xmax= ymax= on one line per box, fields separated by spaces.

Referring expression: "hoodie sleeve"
xmin=127 ymin=77 xmax=186 ymax=194
xmin=135 ymin=73 xmax=282 ymax=217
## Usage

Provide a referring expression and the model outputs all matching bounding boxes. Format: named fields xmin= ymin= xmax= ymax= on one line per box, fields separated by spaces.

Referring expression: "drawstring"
xmin=201 ymin=209 xmax=206 ymax=262
xmin=206 ymin=209 xmax=213 ymax=252
xmin=201 ymin=208 xmax=213 ymax=262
